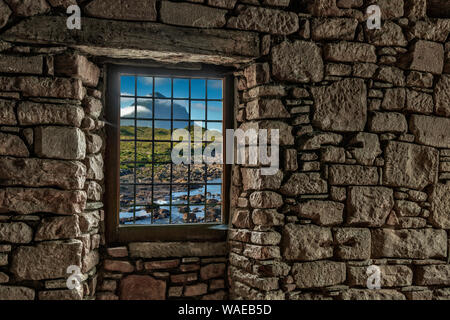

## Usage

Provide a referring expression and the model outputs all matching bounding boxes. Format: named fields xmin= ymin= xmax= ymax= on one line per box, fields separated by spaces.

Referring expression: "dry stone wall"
xmin=0 ymin=0 xmax=449 ymax=300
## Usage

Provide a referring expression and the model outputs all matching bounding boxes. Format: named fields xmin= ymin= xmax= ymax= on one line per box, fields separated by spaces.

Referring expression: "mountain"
xmin=121 ymin=92 xmax=190 ymax=129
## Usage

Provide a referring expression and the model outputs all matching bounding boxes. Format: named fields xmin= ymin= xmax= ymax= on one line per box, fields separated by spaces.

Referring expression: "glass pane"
xmin=207 ymin=101 xmax=222 ymax=121
xmin=153 ymin=142 xmax=171 ymax=162
xmin=189 ymin=185 xmax=205 ymax=204
xmin=120 ymin=118 xmax=135 ymax=139
xmin=136 ymin=164 xmax=152 ymax=184
xmin=135 ymin=185 xmax=152 ymax=206
xmin=191 ymin=101 xmax=205 ymax=121
xmin=173 ymin=120 xmax=189 ymax=133
xmin=136 ymin=120 xmax=152 ymax=140
xmin=207 ymin=79 xmax=222 ymax=99
xmin=206 ymin=122 xmax=223 ymax=136
xmin=187 ymin=205 xmax=204 ymax=223
xmin=136 ymin=98 xmax=153 ymax=119
xmin=173 ymin=205 xmax=189 ymax=224
xmin=172 ymin=184 xmax=188 ymax=204
xmin=154 ymin=163 xmax=171 ymax=183
xmin=173 ymin=78 xmax=189 ymax=98
xmin=190 ymin=164 xmax=205 ymax=183
xmin=191 ymin=79 xmax=205 ymax=99
xmin=207 ymin=165 xmax=222 ymax=183
xmin=205 ymin=205 xmax=221 ymax=223
xmin=137 ymin=76 xmax=153 ymax=97
xmin=120 ymin=75 xmax=135 ymax=96
xmin=120 ymin=97 xmax=135 ymax=118
xmin=173 ymin=100 xmax=189 ymax=120
xmin=120 ymin=205 xmax=135 ymax=225
xmin=120 ymin=166 xmax=134 ymax=185
xmin=155 ymin=77 xmax=171 ymax=98
xmin=172 ymin=164 xmax=189 ymax=183
xmin=120 ymin=140 xmax=135 ymax=163
xmin=153 ymin=206 xmax=170 ymax=225
xmin=154 ymin=121 xmax=171 ymax=140
xmin=154 ymin=99 xmax=171 ymax=119
xmin=191 ymin=121 xmax=204 ymax=141
xmin=207 ymin=184 xmax=221 ymax=205
xmin=136 ymin=142 xmax=152 ymax=163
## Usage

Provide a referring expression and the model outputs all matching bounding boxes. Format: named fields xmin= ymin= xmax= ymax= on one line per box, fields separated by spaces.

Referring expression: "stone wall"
xmin=0 ymin=0 xmax=449 ymax=300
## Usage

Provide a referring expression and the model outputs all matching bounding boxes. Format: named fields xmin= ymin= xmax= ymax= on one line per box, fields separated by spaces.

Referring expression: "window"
xmin=105 ymin=65 xmax=233 ymax=242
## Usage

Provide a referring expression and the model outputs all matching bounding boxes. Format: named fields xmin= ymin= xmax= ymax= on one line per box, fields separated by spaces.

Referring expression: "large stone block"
xmin=369 ymin=112 xmax=407 ymax=133
xmin=85 ymin=153 xmax=104 ymax=181
xmin=367 ymin=21 xmax=407 ymax=47
xmin=0 ymin=157 xmax=86 ymax=190
xmin=329 ymin=165 xmax=378 ymax=185
xmin=272 ymin=40 xmax=323 ymax=83
xmin=280 ymin=172 xmax=327 ymax=196
xmin=241 ymin=168 xmax=283 ymax=191
xmin=371 ymin=228 xmax=447 ymax=259
xmin=85 ymin=0 xmax=157 ymax=22
xmin=312 ymin=78 xmax=367 ymax=132
xmin=238 ymin=121 xmax=294 ymax=146
xmin=405 ymin=40 xmax=444 ymax=75
xmin=383 ymin=141 xmax=438 ymax=190
xmin=161 ymin=1 xmax=226 ymax=28
xmin=324 ymin=41 xmax=377 ymax=63
xmin=0 ymin=286 xmax=35 ymax=300
xmin=409 ymin=115 xmax=450 ymax=148
xmin=0 ymin=222 xmax=33 ymax=244
xmin=34 ymin=216 xmax=80 ymax=241
xmin=120 ymin=275 xmax=166 ymax=300
xmin=0 ymin=188 xmax=86 ymax=215
xmin=282 ymin=224 xmax=333 ymax=261
xmin=0 ymin=99 xmax=16 ymax=125
xmin=249 ymin=191 xmax=283 ymax=209
xmin=311 ymin=18 xmax=358 ymax=41
xmin=291 ymin=261 xmax=345 ymax=289
xmin=0 ymin=55 xmax=43 ymax=74
xmin=415 ymin=265 xmax=450 ymax=286
xmin=348 ymin=265 xmax=413 ymax=287
xmin=11 ymin=240 xmax=82 ymax=280
xmin=0 ymin=76 xmax=84 ymax=100
xmin=349 ymin=133 xmax=381 ymax=166
xmin=0 ymin=0 xmax=12 ymax=29
xmin=296 ymin=200 xmax=344 ymax=226
xmin=334 ymin=228 xmax=371 ymax=260
xmin=429 ymin=181 xmax=450 ymax=229
xmin=4 ymin=0 xmax=50 ymax=17
xmin=228 ymin=5 xmax=298 ymax=35
xmin=246 ymin=99 xmax=289 ymax=120
xmin=0 ymin=133 xmax=29 ymax=157
xmin=35 ymin=126 xmax=86 ymax=160
xmin=129 ymin=242 xmax=227 ymax=258
xmin=347 ymin=186 xmax=394 ymax=227
xmin=435 ymin=75 xmax=450 ymax=117
xmin=18 ymin=102 xmax=84 ymax=127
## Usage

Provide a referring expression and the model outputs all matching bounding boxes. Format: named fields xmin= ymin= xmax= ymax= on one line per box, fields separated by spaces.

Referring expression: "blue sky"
xmin=120 ymin=76 xmax=223 ymax=125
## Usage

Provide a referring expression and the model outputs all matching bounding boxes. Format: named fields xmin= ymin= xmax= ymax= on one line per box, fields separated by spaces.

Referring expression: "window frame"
xmin=105 ymin=64 xmax=234 ymax=243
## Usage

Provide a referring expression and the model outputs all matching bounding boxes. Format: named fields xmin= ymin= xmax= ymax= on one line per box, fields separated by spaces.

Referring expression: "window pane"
xmin=191 ymin=101 xmax=205 ymax=120
xmin=188 ymin=206 xmax=205 ymax=223
xmin=154 ymin=99 xmax=171 ymax=119
xmin=153 ymin=142 xmax=171 ymax=162
xmin=172 ymin=164 xmax=189 ymax=183
xmin=120 ymin=140 xmax=135 ymax=163
xmin=154 ymin=163 xmax=171 ymax=183
xmin=207 ymin=184 xmax=221 ymax=205
xmin=205 ymin=205 xmax=221 ymax=223
xmin=172 ymin=184 xmax=188 ymax=204
xmin=136 ymin=120 xmax=152 ymax=140
xmin=121 ymin=75 xmax=135 ymax=96
xmin=207 ymin=79 xmax=222 ymax=99
xmin=207 ymin=101 xmax=222 ymax=121
xmin=173 ymin=78 xmax=189 ymax=98
xmin=136 ymin=164 xmax=152 ymax=184
xmin=136 ymin=98 xmax=153 ymax=119
xmin=137 ymin=76 xmax=153 ymax=97
xmin=191 ymin=79 xmax=206 ymax=99
xmin=207 ymin=164 xmax=222 ymax=183
xmin=120 ymin=97 xmax=135 ymax=118
xmin=136 ymin=142 xmax=152 ymax=163
xmin=120 ymin=166 xmax=134 ymax=185
xmin=155 ymin=77 xmax=171 ymax=98
xmin=189 ymin=185 xmax=205 ymax=204
xmin=173 ymin=100 xmax=189 ymax=120
xmin=190 ymin=164 xmax=205 ymax=183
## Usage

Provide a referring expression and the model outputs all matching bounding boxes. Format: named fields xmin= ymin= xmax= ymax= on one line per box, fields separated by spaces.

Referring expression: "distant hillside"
xmin=121 ymin=92 xmax=189 ymax=129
